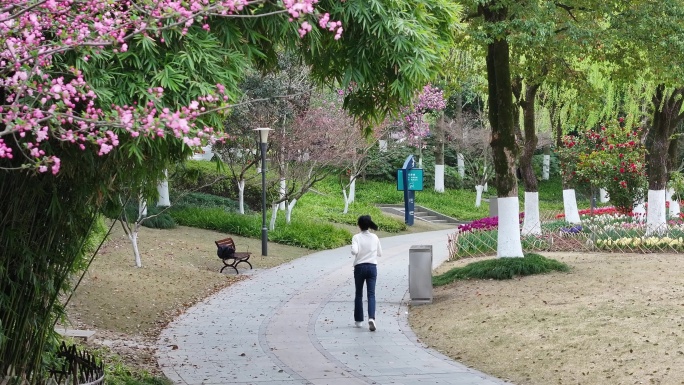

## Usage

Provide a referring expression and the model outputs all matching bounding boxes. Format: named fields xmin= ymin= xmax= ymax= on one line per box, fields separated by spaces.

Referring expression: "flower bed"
xmin=449 ymin=209 xmax=684 ymax=259
xmin=457 ymin=213 xmax=524 ymax=234
xmin=595 ymin=236 xmax=684 ymax=251
xmin=555 ymin=206 xmax=621 ymax=219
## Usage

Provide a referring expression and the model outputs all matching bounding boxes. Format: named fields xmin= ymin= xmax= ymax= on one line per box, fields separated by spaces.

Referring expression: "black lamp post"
xmin=254 ymin=127 xmax=271 ymax=256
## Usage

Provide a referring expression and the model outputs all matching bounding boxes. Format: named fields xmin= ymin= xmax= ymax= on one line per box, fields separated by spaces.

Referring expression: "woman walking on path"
xmin=351 ymin=215 xmax=382 ymax=331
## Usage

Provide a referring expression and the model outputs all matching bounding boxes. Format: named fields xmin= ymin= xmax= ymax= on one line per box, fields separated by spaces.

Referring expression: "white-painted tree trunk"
xmin=342 ymin=189 xmax=351 ymax=214
xmin=497 ymin=197 xmax=524 ymax=258
xmin=269 ymin=203 xmax=278 ymax=230
xmin=348 ymin=176 xmax=356 ymax=203
xmin=646 ymin=189 xmax=667 ymax=235
xmin=379 ymin=139 xmax=388 ymax=152
xmin=457 ymin=153 xmax=465 ymax=179
xmin=668 ymin=188 xmax=681 ymax=218
xmin=238 ymin=179 xmax=245 ymax=214
xmin=633 ymin=200 xmax=646 ymax=223
xmin=483 ymin=182 xmax=488 ymax=192
xmin=157 ymin=169 xmax=170 ymax=206
xmin=139 ymin=198 xmax=147 ymax=218
xmin=599 ymin=188 xmax=609 ymax=203
xmin=278 ymin=178 xmax=286 ymax=210
xmin=129 ymin=230 xmax=142 ymax=268
xmin=475 ymin=185 xmax=483 ymax=207
xmin=562 ymin=189 xmax=581 ymax=224
xmin=522 ymin=192 xmax=541 ymax=236
xmin=434 ymin=164 xmax=445 ymax=193
xmin=285 ymin=199 xmax=298 ymax=224
xmin=542 ymin=155 xmax=550 ymax=180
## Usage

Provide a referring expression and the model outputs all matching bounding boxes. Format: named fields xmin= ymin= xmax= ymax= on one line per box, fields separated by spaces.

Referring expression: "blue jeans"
xmin=354 ymin=263 xmax=377 ymax=322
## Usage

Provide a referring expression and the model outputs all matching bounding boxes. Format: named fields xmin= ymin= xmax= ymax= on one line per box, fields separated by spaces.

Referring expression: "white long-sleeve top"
xmin=351 ymin=230 xmax=382 ymax=266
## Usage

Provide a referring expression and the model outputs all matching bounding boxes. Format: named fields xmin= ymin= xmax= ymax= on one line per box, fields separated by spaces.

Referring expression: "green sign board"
xmin=397 ymin=169 xmax=424 ymax=191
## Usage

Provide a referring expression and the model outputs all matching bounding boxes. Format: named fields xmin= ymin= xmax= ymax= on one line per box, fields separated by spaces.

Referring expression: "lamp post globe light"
xmin=254 ymin=127 xmax=271 ymax=256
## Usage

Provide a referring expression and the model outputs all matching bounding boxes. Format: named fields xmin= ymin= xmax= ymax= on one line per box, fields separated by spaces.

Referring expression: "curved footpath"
xmin=156 ymin=229 xmax=510 ymax=385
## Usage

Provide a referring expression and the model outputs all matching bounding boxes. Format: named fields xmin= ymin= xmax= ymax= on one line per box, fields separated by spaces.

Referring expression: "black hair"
xmin=357 ymin=215 xmax=378 ymax=231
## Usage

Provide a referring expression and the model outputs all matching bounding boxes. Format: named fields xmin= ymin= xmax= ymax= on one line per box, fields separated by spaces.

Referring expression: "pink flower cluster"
xmin=0 ymin=0 xmax=342 ymax=174
xmin=458 ymin=213 xmax=525 ymax=234
xmin=395 ymin=84 xmax=446 ymax=141
xmin=319 ymin=13 xmax=343 ymax=40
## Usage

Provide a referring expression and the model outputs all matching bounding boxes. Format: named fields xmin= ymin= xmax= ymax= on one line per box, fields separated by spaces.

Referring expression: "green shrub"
xmin=169 ymin=206 xmax=352 ymax=250
xmin=141 ymin=206 xmax=176 ymax=230
xmin=433 ymin=253 xmax=569 ymax=286
xmin=83 ymin=215 xmax=109 ymax=255
xmin=101 ymin=348 xmax=172 ymax=385
xmin=170 ymin=160 xmax=233 ymax=196
xmin=363 ymin=145 xmax=415 ymax=182
xmin=443 ymin=165 xmax=464 ymax=189
xmin=169 ymin=160 xmax=265 ymax=210
xmin=532 ymin=152 xmax=560 ymax=180
xmin=172 ymin=191 xmax=244 ymax=212
xmin=102 ymin=201 xmax=176 ymax=230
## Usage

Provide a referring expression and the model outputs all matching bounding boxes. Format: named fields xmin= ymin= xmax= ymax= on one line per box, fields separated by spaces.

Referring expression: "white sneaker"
xmin=354 ymin=321 xmax=363 ymax=328
xmin=368 ymin=319 xmax=376 ymax=331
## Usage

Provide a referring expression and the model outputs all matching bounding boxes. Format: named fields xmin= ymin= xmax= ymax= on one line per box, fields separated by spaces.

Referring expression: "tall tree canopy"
xmin=0 ymin=0 xmax=462 ymax=380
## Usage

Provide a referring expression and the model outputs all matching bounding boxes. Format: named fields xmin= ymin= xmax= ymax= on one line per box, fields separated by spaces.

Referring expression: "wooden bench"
xmin=215 ymin=237 xmax=252 ymax=274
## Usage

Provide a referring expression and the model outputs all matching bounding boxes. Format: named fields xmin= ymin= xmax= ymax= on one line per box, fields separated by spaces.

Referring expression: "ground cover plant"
xmin=169 ymin=204 xmax=352 ymax=250
xmin=432 ymin=253 xmax=569 ymax=285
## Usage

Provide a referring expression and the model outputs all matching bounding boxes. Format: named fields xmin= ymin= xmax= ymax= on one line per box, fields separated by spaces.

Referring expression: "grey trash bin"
xmin=409 ymin=245 xmax=433 ymax=305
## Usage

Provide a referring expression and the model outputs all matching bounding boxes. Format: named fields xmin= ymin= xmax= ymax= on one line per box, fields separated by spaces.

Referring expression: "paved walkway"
xmin=156 ymin=229 xmax=510 ymax=385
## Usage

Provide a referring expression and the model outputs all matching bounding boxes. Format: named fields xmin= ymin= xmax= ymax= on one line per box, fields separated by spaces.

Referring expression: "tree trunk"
xmin=487 ymin=31 xmax=519 ymax=198
xmin=484 ymin=5 xmax=523 ymax=258
xmin=519 ymin=84 xmax=540 ymax=193
xmin=562 ymin=189 xmax=581 ymax=224
xmin=542 ymin=145 xmax=550 ymax=180
xmin=342 ymin=188 xmax=350 ymax=214
xmin=348 ymin=175 xmax=356 ymax=203
xmin=157 ymin=169 xmax=170 ymax=206
xmin=238 ymin=179 xmax=245 ymax=214
xmin=378 ymin=139 xmax=388 ymax=152
xmin=549 ymin=101 xmax=563 ymax=149
xmin=522 ymin=191 xmax=541 ymax=235
xmin=269 ymin=203 xmax=278 ymax=230
xmin=130 ymin=230 xmax=142 ymax=268
xmin=475 ymin=185 xmax=483 ymax=207
xmin=139 ymin=198 xmax=147 ymax=218
xmin=278 ymin=178 xmax=286 ymax=210
xmin=519 ymin=84 xmax=541 ymax=235
xmin=668 ymin=133 xmax=680 ymax=176
xmin=646 ymin=85 xmax=684 ymax=234
xmin=286 ymin=199 xmax=297 ymax=224
xmin=434 ymin=114 xmax=445 ymax=193
xmin=668 ymin=188 xmax=681 ymax=218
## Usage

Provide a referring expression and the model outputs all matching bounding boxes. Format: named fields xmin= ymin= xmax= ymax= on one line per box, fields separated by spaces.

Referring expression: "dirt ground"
xmin=71 ymin=220 xmax=684 ymax=385
xmin=64 ymin=223 xmax=318 ymax=376
xmin=410 ymin=252 xmax=684 ymax=385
